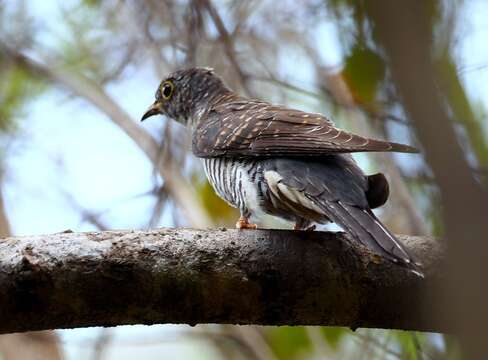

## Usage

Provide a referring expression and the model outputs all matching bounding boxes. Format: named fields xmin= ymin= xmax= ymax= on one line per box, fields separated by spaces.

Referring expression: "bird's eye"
xmin=160 ymin=81 xmax=174 ymax=100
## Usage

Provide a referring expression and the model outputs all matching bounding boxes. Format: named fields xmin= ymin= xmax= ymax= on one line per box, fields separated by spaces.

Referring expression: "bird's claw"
xmin=236 ymin=217 xmax=257 ymax=230
xmin=293 ymin=223 xmax=316 ymax=231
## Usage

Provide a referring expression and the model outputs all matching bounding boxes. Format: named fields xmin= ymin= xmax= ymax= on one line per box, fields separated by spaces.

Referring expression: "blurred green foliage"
xmin=60 ymin=5 xmax=116 ymax=81
xmin=0 ymin=61 xmax=45 ymax=132
xmin=392 ymin=331 xmax=426 ymax=360
xmin=267 ymin=327 xmax=311 ymax=359
xmin=82 ymin=0 xmax=101 ymax=7
xmin=320 ymin=327 xmax=349 ymax=349
xmin=342 ymin=46 xmax=385 ymax=107
xmin=193 ymin=177 xmax=238 ymax=226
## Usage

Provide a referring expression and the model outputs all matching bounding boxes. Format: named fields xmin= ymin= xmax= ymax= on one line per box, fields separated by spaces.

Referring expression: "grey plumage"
xmin=141 ymin=67 xmax=422 ymax=276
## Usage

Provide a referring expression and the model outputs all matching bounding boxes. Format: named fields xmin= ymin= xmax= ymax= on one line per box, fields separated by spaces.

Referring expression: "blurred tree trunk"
xmin=366 ymin=2 xmax=488 ymax=358
xmin=0 ymin=332 xmax=62 ymax=360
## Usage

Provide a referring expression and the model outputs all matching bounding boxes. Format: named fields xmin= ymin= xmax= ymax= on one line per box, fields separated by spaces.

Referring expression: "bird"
xmin=141 ymin=67 xmax=422 ymax=276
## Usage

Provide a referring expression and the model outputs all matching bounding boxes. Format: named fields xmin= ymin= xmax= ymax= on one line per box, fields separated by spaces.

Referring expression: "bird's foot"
xmin=236 ymin=217 xmax=257 ymax=230
xmin=293 ymin=222 xmax=316 ymax=231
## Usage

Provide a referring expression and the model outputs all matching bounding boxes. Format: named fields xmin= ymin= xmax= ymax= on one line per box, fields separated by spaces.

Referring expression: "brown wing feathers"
xmin=193 ymin=100 xmax=418 ymax=158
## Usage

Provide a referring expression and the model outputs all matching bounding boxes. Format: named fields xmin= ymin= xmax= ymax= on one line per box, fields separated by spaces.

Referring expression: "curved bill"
xmin=141 ymin=101 xmax=162 ymax=121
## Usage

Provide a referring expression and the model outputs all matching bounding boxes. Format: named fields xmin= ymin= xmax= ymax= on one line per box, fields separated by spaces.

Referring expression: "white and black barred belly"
xmin=202 ymin=157 xmax=265 ymax=217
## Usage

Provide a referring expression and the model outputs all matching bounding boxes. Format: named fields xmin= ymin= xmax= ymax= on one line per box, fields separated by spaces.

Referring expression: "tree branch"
xmin=0 ymin=228 xmax=445 ymax=334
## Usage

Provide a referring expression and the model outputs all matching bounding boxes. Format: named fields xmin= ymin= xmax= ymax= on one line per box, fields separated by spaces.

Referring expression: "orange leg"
xmin=236 ymin=216 xmax=257 ymax=229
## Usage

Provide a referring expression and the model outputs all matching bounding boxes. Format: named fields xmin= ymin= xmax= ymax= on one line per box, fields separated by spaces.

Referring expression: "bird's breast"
xmin=201 ymin=157 xmax=265 ymax=216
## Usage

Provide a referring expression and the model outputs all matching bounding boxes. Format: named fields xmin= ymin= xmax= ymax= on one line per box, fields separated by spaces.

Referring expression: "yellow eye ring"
xmin=160 ymin=80 xmax=174 ymax=100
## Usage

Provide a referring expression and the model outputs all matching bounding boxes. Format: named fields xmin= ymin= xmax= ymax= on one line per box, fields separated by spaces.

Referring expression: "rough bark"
xmin=0 ymin=228 xmax=445 ymax=334
xmin=0 ymin=175 xmax=63 ymax=360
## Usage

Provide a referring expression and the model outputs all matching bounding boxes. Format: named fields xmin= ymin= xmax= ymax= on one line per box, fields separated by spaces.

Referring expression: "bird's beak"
xmin=141 ymin=101 xmax=162 ymax=122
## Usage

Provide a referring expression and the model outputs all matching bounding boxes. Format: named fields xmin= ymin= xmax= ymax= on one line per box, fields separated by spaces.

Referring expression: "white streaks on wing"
xmin=264 ymin=170 xmax=282 ymax=198
xmin=254 ymin=119 xmax=273 ymax=141
xmin=221 ymin=113 xmax=248 ymax=145
xmin=330 ymin=130 xmax=342 ymax=140
xmin=343 ymin=133 xmax=354 ymax=143
xmin=264 ymin=170 xmax=324 ymax=215
xmin=303 ymin=125 xmax=323 ymax=134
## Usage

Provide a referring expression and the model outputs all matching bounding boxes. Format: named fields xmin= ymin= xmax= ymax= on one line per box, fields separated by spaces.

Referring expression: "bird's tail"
xmin=312 ymin=198 xmax=423 ymax=277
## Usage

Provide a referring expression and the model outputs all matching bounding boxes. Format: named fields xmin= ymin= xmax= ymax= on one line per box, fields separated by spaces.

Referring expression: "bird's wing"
xmin=262 ymin=157 xmax=421 ymax=274
xmin=193 ymin=100 xmax=417 ymax=158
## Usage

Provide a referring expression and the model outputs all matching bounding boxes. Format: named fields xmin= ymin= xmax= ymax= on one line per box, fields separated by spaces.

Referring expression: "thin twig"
xmin=202 ymin=0 xmax=254 ymax=97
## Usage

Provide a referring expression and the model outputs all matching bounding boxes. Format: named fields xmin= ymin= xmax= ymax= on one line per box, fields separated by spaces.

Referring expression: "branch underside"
xmin=0 ymin=228 xmax=445 ymax=334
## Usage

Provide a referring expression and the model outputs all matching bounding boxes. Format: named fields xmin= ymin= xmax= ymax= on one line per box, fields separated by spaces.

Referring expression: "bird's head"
xmin=141 ymin=67 xmax=231 ymax=127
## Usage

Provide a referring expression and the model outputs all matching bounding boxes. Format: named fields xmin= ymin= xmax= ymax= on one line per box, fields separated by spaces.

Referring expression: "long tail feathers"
xmin=309 ymin=196 xmax=423 ymax=277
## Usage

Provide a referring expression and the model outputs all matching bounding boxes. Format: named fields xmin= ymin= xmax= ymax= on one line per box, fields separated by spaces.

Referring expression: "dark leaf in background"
xmin=267 ymin=327 xmax=311 ymax=360
xmin=342 ymin=45 xmax=385 ymax=107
